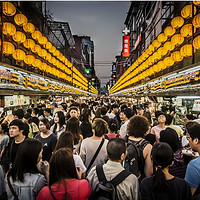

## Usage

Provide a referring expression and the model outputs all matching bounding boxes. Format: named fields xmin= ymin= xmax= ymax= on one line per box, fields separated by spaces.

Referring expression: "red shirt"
xmin=104 ymin=133 xmax=122 ymax=140
xmin=36 ymin=179 xmax=92 ymax=200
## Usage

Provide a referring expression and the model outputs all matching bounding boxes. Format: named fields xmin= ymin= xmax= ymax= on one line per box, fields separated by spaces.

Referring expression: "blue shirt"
xmin=185 ymin=156 xmax=200 ymax=189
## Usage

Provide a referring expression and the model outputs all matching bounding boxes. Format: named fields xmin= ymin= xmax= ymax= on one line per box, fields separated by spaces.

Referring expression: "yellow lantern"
xmin=193 ymin=1 xmax=200 ymax=6
xmin=181 ymin=5 xmax=196 ymax=19
xmin=51 ymin=57 xmax=56 ymax=65
xmin=53 ymin=49 xmax=60 ymax=57
xmin=3 ymin=2 xmax=16 ymax=16
xmin=45 ymin=42 xmax=52 ymax=50
xmin=164 ymin=41 xmax=175 ymax=52
xmin=3 ymin=22 xmax=16 ymax=36
xmin=39 ymin=49 xmax=47 ymax=58
xmin=46 ymin=53 xmax=52 ymax=63
xmin=164 ymin=26 xmax=176 ymax=37
xmin=145 ymin=48 xmax=151 ymax=56
xmin=180 ymin=24 xmax=196 ymax=37
xmin=38 ymin=36 xmax=47 ymax=45
xmin=14 ymin=14 xmax=28 ymax=27
xmin=148 ymin=44 xmax=155 ymax=53
xmin=32 ymin=59 xmax=42 ymax=68
xmin=180 ymin=44 xmax=195 ymax=57
xmin=157 ymin=61 xmax=166 ymax=70
xmin=49 ymin=46 xmax=56 ymax=53
xmin=152 ymin=40 xmax=161 ymax=48
xmin=193 ymin=13 xmax=200 ymax=28
xmin=32 ymin=44 xmax=42 ymax=55
xmin=157 ymin=33 xmax=167 ymax=43
xmin=171 ymin=51 xmax=183 ymax=62
xmin=23 ymin=39 xmax=35 ymax=50
xmin=157 ymin=47 xmax=167 ymax=56
xmin=193 ymin=35 xmax=200 ymax=49
xmin=12 ymin=49 xmax=26 ymax=61
xmin=164 ymin=57 xmax=174 ymax=67
xmin=40 ymin=62 xmax=47 ymax=71
xmin=153 ymin=51 xmax=161 ymax=61
xmin=3 ymin=42 xmax=15 ymax=55
xmin=23 ymin=23 xmax=35 ymax=34
xmin=12 ymin=31 xmax=26 ymax=44
xmin=153 ymin=64 xmax=159 ymax=73
xmin=24 ymin=55 xmax=35 ymax=66
xmin=171 ymin=34 xmax=184 ymax=46
xmin=32 ymin=30 xmax=42 ymax=41
xmin=171 ymin=16 xmax=184 ymax=29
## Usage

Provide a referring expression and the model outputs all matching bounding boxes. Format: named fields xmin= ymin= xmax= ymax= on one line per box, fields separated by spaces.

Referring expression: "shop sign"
xmin=0 ymin=69 xmax=12 ymax=80
xmin=122 ymin=36 xmax=130 ymax=57
xmin=134 ymin=34 xmax=141 ymax=50
xmin=192 ymin=100 xmax=200 ymax=111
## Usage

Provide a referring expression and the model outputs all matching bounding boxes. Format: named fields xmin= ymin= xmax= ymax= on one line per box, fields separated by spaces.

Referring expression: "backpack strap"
xmin=49 ymin=186 xmax=57 ymax=200
xmin=7 ymin=175 xmax=19 ymax=200
xmin=104 ymin=134 xmax=109 ymax=140
xmin=96 ymin=164 xmax=107 ymax=182
xmin=111 ymin=170 xmax=131 ymax=187
xmin=116 ymin=134 xmax=120 ymax=138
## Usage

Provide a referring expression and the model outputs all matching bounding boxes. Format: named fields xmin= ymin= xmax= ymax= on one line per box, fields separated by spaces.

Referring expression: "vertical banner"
xmin=123 ymin=35 xmax=130 ymax=57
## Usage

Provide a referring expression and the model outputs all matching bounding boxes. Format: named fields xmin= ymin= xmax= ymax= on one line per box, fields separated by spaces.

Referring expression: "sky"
xmin=46 ymin=1 xmax=131 ymax=86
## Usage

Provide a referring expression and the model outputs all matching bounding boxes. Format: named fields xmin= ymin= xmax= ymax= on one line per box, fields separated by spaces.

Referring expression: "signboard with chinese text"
xmin=122 ymin=36 xmax=130 ymax=57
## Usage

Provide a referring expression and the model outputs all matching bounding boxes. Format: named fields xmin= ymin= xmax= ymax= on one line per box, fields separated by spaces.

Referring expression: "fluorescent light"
xmin=177 ymin=96 xmax=200 ymax=99
xmin=179 ymin=65 xmax=200 ymax=75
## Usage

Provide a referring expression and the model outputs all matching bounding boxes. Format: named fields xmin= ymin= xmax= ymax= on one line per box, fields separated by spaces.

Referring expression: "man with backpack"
xmin=87 ymin=138 xmax=139 ymax=200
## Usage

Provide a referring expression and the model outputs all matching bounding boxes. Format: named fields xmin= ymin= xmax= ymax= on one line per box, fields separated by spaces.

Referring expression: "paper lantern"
xmin=157 ymin=33 xmax=167 ymax=43
xmin=38 ymin=36 xmax=47 ymax=45
xmin=153 ymin=64 xmax=159 ymax=73
xmin=13 ymin=49 xmax=26 ymax=61
xmin=45 ymin=42 xmax=52 ymax=50
xmin=171 ymin=51 xmax=183 ymax=62
xmin=152 ymin=40 xmax=161 ymax=48
xmin=40 ymin=62 xmax=47 ymax=71
xmin=3 ymin=42 xmax=15 ymax=55
xmin=32 ymin=44 xmax=41 ymax=55
xmin=164 ymin=57 xmax=174 ymax=67
xmin=171 ymin=16 xmax=184 ymax=29
xmin=3 ymin=2 xmax=16 ymax=16
xmin=180 ymin=44 xmax=195 ymax=57
xmin=46 ymin=53 xmax=52 ymax=63
xmin=32 ymin=30 xmax=42 ymax=41
xmin=53 ymin=49 xmax=60 ymax=57
xmin=23 ymin=39 xmax=35 ymax=50
xmin=23 ymin=23 xmax=35 ymax=34
xmin=24 ymin=55 xmax=35 ymax=66
xmin=193 ymin=35 xmax=200 ymax=49
xmin=3 ymin=22 xmax=16 ymax=36
xmin=193 ymin=14 xmax=200 ymax=28
xmin=12 ymin=31 xmax=26 ymax=44
xmin=171 ymin=34 xmax=184 ymax=46
xmin=181 ymin=5 xmax=196 ymax=19
xmin=164 ymin=41 xmax=175 ymax=52
xmin=51 ymin=57 xmax=56 ymax=65
xmin=32 ymin=59 xmax=42 ymax=68
xmin=14 ymin=14 xmax=28 ymax=27
xmin=180 ymin=24 xmax=196 ymax=37
xmin=153 ymin=51 xmax=161 ymax=61
xmin=157 ymin=61 xmax=166 ymax=70
xmin=49 ymin=46 xmax=56 ymax=53
xmin=193 ymin=1 xmax=200 ymax=6
xmin=157 ymin=47 xmax=167 ymax=56
xmin=164 ymin=26 xmax=176 ymax=37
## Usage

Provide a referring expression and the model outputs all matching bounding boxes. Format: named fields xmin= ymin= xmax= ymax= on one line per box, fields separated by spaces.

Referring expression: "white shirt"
xmin=119 ymin=120 xmax=130 ymax=138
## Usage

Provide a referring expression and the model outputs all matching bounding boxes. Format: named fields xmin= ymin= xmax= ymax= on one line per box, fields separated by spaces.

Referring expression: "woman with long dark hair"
xmin=50 ymin=111 xmax=66 ymax=139
xmin=140 ymin=142 xmax=192 ymax=200
xmin=36 ymin=148 xmax=92 ymax=200
xmin=5 ymin=138 xmax=47 ymax=200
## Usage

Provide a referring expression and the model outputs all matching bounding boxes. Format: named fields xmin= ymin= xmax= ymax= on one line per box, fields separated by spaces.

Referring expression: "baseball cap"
xmin=50 ymin=102 xmax=58 ymax=107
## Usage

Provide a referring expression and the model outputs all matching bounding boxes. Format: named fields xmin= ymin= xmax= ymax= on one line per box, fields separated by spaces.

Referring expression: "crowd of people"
xmin=0 ymin=98 xmax=199 ymax=199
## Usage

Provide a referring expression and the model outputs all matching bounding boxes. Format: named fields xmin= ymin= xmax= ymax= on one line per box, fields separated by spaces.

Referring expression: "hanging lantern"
xmin=39 ymin=62 xmax=47 ymax=71
xmin=157 ymin=47 xmax=168 ymax=56
xmin=32 ymin=44 xmax=42 ymax=55
xmin=49 ymin=46 xmax=56 ymax=53
xmin=153 ymin=51 xmax=161 ymax=61
xmin=3 ymin=42 xmax=15 ymax=55
xmin=145 ymin=48 xmax=151 ymax=56
xmin=32 ymin=30 xmax=42 ymax=41
xmin=51 ymin=57 xmax=56 ymax=65
xmin=193 ymin=1 xmax=200 ymax=6
xmin=14 ymin=14 xmax=28 ymax=27
xmin=148 ymin=44 xmax=155 ymax=54
xmin=164 ymin=57 xmax=175 ymax=67
xmin=3 ymin=22 xmax=16 ymax=36
xmin=3 ymin=2 xmax=16 ymax=16
xmin=46 ymin=53 xmax=52 ymax=63
xmin=39 ymin=49 xmax=47 ymax=58
xmin=180 ymin=24 xmax=196 ymax=37
xmin=12 ymin=31 xmax=26 ymax=44
xmin=23 ymin=23 xmax=35 ymax=34
xmin=171 ymin=34 xmax=184 ymax=46
xmin=38 ymin=36 xmax=48 ymax=45
xmin=32 ymin=59 xmax=42 ymax=68
xmin=171 ymin=16 xmax=184 ymax=29
xmin=23 ymin=39 xmax=35 ymax=50
xmin=171 ymin=51 xmax=183 ymax=62
xmin=193 ymin=13 xmax=200 ymax=28
xmin=152 ymin=40 xmax=161 ymax=48
xmin=53 ymin=49 xmax=60 ymax=57
xmin=45 ymin=42 xmax=52 ymax=50
xmin=193 ymin=35 xmax=200 ymax=49
xmin=164 ymin=26 xmax=176 ymax=37
xmin=157 ymin=61 xmax=166 ymax=70
xmin=153 ymin=64 xmax=159 ymax=73
xmin=181 ymin=5 xmax=196 ymax=19
xmin=157 ymin=33 xmax=167 ymax=43
xmin=180 ymin=44 xmax=195 ymax=57
xmin=24 ymin=55 xmax=35 ymax=66
xmin=164 ymin=41 xmax=175 ymax=52
xmin=12 ymin=49 xmax=26 ymax=61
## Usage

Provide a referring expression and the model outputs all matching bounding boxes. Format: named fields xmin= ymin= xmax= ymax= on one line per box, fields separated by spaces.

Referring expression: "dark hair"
xmin=157 ymin=112 xmax=166 ymax=119
xmin=128 ymin=115 xmax=149 ymax=138
xmin=39 ymin=118 xmax=50 ymax=130
xmin=13 ymin=109 xmax=24 ymax=119
xmin=44 ymin=108 xmax=51 ymax=114
xmin=24 ymin=112 xmax=32 ymax=124
xmin=80 ymin=108 xmax=91 ymax=123
xmin=49 ymin=148 xmax=78 ymax=186
xmin=107 ymin=138 xmax=126 ymax=161
xmin=185 ymin=121 xmax=199 ymax=132
xmin=32 ymin=108 xmax=39 ymax=115
xmin=108 ymin=118 xmax=118 ymax=133
xmin=69 ymin=106 xmax=78 ymax=112
xmin=8 ymin=138 xmax=42 ymax=182
xmin=111 ymin=104 xmax=118 ymax=110
xmin=121 ymin=104 xmax=127 ymax=111
xmin=95 ymin=108 xmax=101 ymax=118
xmin=38 ymin=109 xmax=44 ymax=117
xmin=188 ymin=124 xmax=200 ymax=140
xmin=26 ymin=109 xmax=32 ymax=115
xmin=145 ymin=134 xmax=156 ymax=146
xmin=165 ymin=114 xmax=173 ymax=125
xmin=66 ymin=117 xmax=81 ymax=145
xmin=121 ymin=108 xmax=133 ymax=119
xmin=1 ymin=123 xmax=9 ymax=134
xmin=54 ymin=131 xmax=74 ymax=151
xmin=53 ymin=111 xmax=66 ymax=133
xmin=92 ymin=118 xmax=108 ymax=137
xmin=101 ymin=107 xmax=107 ymax=116
xmin=152 ymin=142 xmax=174 ymax=192
xmin=9 ymin=119 xmax=25 ymax=131
xmin=160 ymin=127 xmax=181 ymax=152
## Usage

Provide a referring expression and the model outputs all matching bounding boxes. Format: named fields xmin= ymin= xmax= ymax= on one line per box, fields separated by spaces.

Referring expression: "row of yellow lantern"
xmin=2 ymin=2 xmax=89 ymax=91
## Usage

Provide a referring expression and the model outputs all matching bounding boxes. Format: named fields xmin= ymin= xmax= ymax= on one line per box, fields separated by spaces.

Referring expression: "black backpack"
xmin=124 ymin=139 xmax=149 ymax=182
xmin=90 ymin=164 xmax=131 ymax=200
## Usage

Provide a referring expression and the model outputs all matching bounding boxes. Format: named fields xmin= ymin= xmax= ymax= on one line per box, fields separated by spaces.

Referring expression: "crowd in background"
xmin=0 ymin=98 xmax=199 ymax=199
